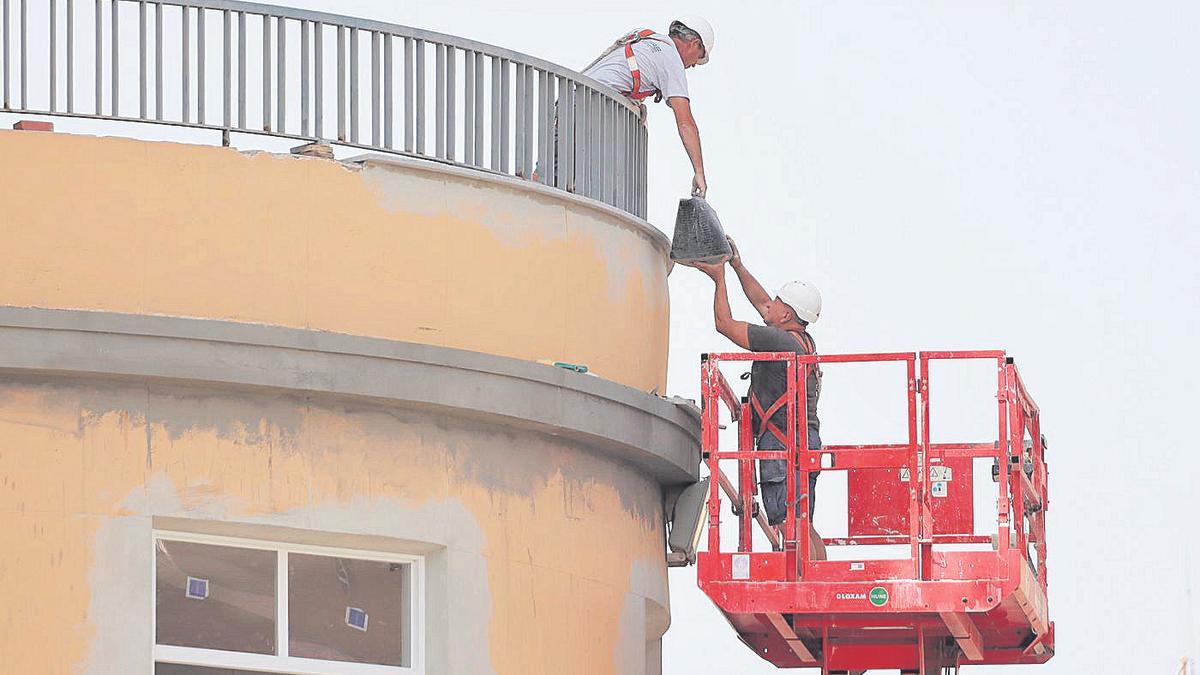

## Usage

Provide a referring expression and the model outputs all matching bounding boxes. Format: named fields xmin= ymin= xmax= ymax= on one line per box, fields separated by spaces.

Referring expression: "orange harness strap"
xmin=749 ymin=330 xmax=819 ymax=445
xmin=621 ymin=29 xmax=669 ymax=102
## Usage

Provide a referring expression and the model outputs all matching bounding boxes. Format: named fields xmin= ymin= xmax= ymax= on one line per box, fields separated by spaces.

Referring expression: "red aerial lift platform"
xmin=696 ymin=350 xmax=1052 ymax=674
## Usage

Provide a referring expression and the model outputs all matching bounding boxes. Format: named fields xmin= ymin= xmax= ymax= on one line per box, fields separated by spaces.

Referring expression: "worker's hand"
xmin=726 ymin=236 xmax=742 ymax=268
xmin=683 ymin=259 xmax=727 ymax=279
xmin=692 ymin=173 xmax=707 ymax=198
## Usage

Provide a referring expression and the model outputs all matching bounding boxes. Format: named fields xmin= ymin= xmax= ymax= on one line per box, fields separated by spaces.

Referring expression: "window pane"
xmin=155 ymin=540 xmax=276 ymax=655
xmin=288 ymin=553 xmax=408 ymax=666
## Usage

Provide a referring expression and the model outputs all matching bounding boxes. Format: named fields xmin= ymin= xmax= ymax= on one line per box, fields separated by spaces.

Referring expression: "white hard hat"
xmin=673 ymin=15 xmax=714 ymax=65
xmin=776 ymin=281 xmax=822 ymax=325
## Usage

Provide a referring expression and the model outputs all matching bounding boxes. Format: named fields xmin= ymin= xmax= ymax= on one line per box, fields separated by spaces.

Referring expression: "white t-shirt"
xmin=583 ymin=32 xmax=689 ymax=102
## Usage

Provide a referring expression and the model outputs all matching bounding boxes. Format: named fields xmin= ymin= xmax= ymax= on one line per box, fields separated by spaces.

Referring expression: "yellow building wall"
xmin=0 ymin=377 xmax=669 ymax=674
xmin=0 ymin=130 xmax=682 ymax=673
xmin=0 ymin=131 xmax=670 ymax=392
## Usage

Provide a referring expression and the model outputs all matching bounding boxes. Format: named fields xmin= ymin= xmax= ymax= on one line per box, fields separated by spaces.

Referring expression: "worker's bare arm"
xmin=689 ymin=261 xmax=751 ymax=349
xmin=668 ymin=96 xmax=707 ymax=197
xmin=727 ymin=237 xmax=772 ymax=320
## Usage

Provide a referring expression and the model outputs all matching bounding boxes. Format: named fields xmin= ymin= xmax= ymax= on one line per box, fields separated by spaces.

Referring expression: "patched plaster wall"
xmin=0 ymin=130 xmax=691 ymax=675
xmin=0 ymin=376 xmax=671 ymax=674
xmin=0 ymin=131 xmax=671 ymax=392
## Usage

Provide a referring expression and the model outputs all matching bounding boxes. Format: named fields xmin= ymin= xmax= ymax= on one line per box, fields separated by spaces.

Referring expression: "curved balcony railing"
xmin=0 ymin=0 xmax=648 ymax=217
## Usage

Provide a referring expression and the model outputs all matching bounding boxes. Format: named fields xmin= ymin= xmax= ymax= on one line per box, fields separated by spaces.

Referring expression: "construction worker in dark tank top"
xmin=686 ymin=236 xmax=827 ymax=560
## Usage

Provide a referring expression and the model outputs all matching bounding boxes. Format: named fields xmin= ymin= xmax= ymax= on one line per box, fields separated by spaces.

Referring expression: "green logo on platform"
xmin=869 ymin=586 xmax=889 ymax=607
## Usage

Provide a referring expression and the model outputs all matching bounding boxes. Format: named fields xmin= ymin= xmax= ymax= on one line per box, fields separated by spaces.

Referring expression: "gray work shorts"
xmin=758 ymin=427 xmax=822 ymax=526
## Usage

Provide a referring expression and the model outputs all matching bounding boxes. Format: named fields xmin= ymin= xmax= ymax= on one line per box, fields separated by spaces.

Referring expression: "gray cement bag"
xmin=670 ymin=197 xmax=733 ymax=264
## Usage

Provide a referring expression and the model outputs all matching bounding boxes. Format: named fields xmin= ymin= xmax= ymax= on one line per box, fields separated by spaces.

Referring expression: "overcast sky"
xmin=8 ymin=1 xmax=1198 ymax=673
xmin=418 ymin=2 xmax=1198 ymax=672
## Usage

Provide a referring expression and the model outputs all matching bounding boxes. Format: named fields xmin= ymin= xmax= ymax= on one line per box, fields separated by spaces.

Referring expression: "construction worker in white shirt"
xmin=582 ymin=16 xmax=713 ymax=198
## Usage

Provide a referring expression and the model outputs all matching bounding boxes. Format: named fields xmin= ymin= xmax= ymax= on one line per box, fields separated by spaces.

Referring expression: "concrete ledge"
xmin=0 ymin=307 xmax=700 ymax=484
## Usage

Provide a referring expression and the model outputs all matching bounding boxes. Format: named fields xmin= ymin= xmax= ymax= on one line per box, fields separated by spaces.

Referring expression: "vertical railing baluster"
xmin=499 ymin=58 xmax=509 ymax=172
xmin=180 ymin=5 xmax=188 ymax=122
xmin=414 ymin=38 xmax=424 ymax=153
xmin=349 ymin=27 xmax=357 ymax=143
xmin=463 ymin=49 xmax=473 ymax=165
xmin=197 ymin=7 xmax=204 ymax=123
xmin=640 ymin=124 xmax=648 ymax=216
xmin=605 ymin=99 xmax=615 ymax=205
xmin=138 ymin=1 xmax=146 ymax=118
xmin=576 ymin=86 xmax=588 ymax=196
xmin=596 ymin=95 xmax=604 ymax=201
xmin=1 ymin=0 xmax=9 ymax=110
xmin=371 ymin=30 xmax=380 ymax=146
xmin=382 ymin=33 xmax=392 ymax=148
xmin=617 ymin=104 xmax=625 ymax=209
xmin=314 ymin=21 xmax=322 ymax=138
xmin=538 ymin=69 xmax=550 ymax=185
xmin=631 ymin=114 xmax=640 ymax=213
xmin=523 ymin=65 xmax=533 ymax=177
xmin=445 ymin=45 xmax=454 ymax=160
xmin=336 ymin=25 xmax=344 ymax=140
xmin=489 ymin=55 xmax=500 ymax=170
xmin=556 ymin=76 xmax=569 ymax=189
xmin=261 ymin=14 xmax=269 ymax=130
xmin=402 ymin=36 xmax=413 ymax=151
xmin=50 ymin=0 xmax=57 ymax=111
xmin=631 ymin=114 xmax=638 ymax=211
xmin=111 ymin=0 xmax=118 ymax=116
xmin=608 ymin=101 xmax=617 ymax=207
xmin=551 ymin=74 xmax=563 ymax=187
xmin=591 ymin=92 xmax=600 ymax=199
xmin=276 ymin=15 xmax=285 ymax=133
xmin=2 ymin=0 xmax=9 ymax=109
xmin=513 ymin=62 xmax=524 ymax=177
xmin=473 ymin=51 xmax=483 ymax=166
xmin=434 ymin=43 xmax=443 ymax=157
xmin=300 ymin=20 xmax=308 ymax=136
xmin=67 ymin=0 xmax=74 ymax=112
xmin=562 ymin=78 xmax=574 ymax=192
xmin=93 ymin=0 xmax=100 ymax=114
xmin=619 ymin=109 xmax=628 ymax=210
xmin=236 ymin=11 xmax=244 ymax=128
xmin=19 ymin=0 xmax=26 ymax=109
xmin=221 ymin=8 xmax=229 ymax=127
xmin=622 ymin=107 xmax=630 ymax=209
xmin=154 ymin=2 xmax=161 ymax=120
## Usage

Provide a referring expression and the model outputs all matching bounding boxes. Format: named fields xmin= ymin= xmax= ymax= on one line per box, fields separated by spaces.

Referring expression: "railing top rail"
xmin=137 ymin=0 xmax=639 ymax=113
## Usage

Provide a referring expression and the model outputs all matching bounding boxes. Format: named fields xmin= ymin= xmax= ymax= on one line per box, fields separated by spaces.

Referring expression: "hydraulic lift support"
xmin=696 ymin=350 xmax=1053 ymax=673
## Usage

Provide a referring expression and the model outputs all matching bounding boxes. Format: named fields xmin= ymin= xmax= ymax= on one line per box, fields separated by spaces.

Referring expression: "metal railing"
xmin=0 ymin=0 xmax=648 ymax=217
xmin=699 ymin=349 xmax=1049 ymax=583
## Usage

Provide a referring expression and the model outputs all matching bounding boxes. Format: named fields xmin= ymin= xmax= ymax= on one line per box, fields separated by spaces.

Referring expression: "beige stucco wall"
xmin=0 ymin=376 xmax=670 ymax=674
xmin=0 ymin=131 xmax=684 ymax=674
xmin=0 ymin=130 xmax=670 ymax=392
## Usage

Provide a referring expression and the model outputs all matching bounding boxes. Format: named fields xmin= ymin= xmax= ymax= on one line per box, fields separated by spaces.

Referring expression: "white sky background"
xmin=6 ymin=1 xmax=1199 ymax=673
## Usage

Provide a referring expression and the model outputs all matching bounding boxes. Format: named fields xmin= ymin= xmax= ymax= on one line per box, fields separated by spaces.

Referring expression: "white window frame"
xmin=152 ymin=530 xmax=425 ymax=675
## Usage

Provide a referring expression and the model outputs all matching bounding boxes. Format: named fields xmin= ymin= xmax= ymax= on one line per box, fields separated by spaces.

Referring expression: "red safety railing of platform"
xmin=696 ymin=350 xmax=1053 ymax=673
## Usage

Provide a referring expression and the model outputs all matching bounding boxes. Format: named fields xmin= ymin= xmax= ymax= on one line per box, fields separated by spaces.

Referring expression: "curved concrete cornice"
xmin=0 ymin=307 xmax=700 ymax=484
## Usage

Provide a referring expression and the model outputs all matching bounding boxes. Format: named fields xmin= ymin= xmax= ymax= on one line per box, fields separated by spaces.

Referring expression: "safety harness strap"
xmin=749 ymin=330 xmax=821 ymax=445
xmin=621 ymin=29 xmax=670 ymax=102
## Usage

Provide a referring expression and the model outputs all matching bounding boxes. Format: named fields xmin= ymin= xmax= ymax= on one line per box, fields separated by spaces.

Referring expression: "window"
xmin=153 ymin=531 xmax=423 ymax=675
